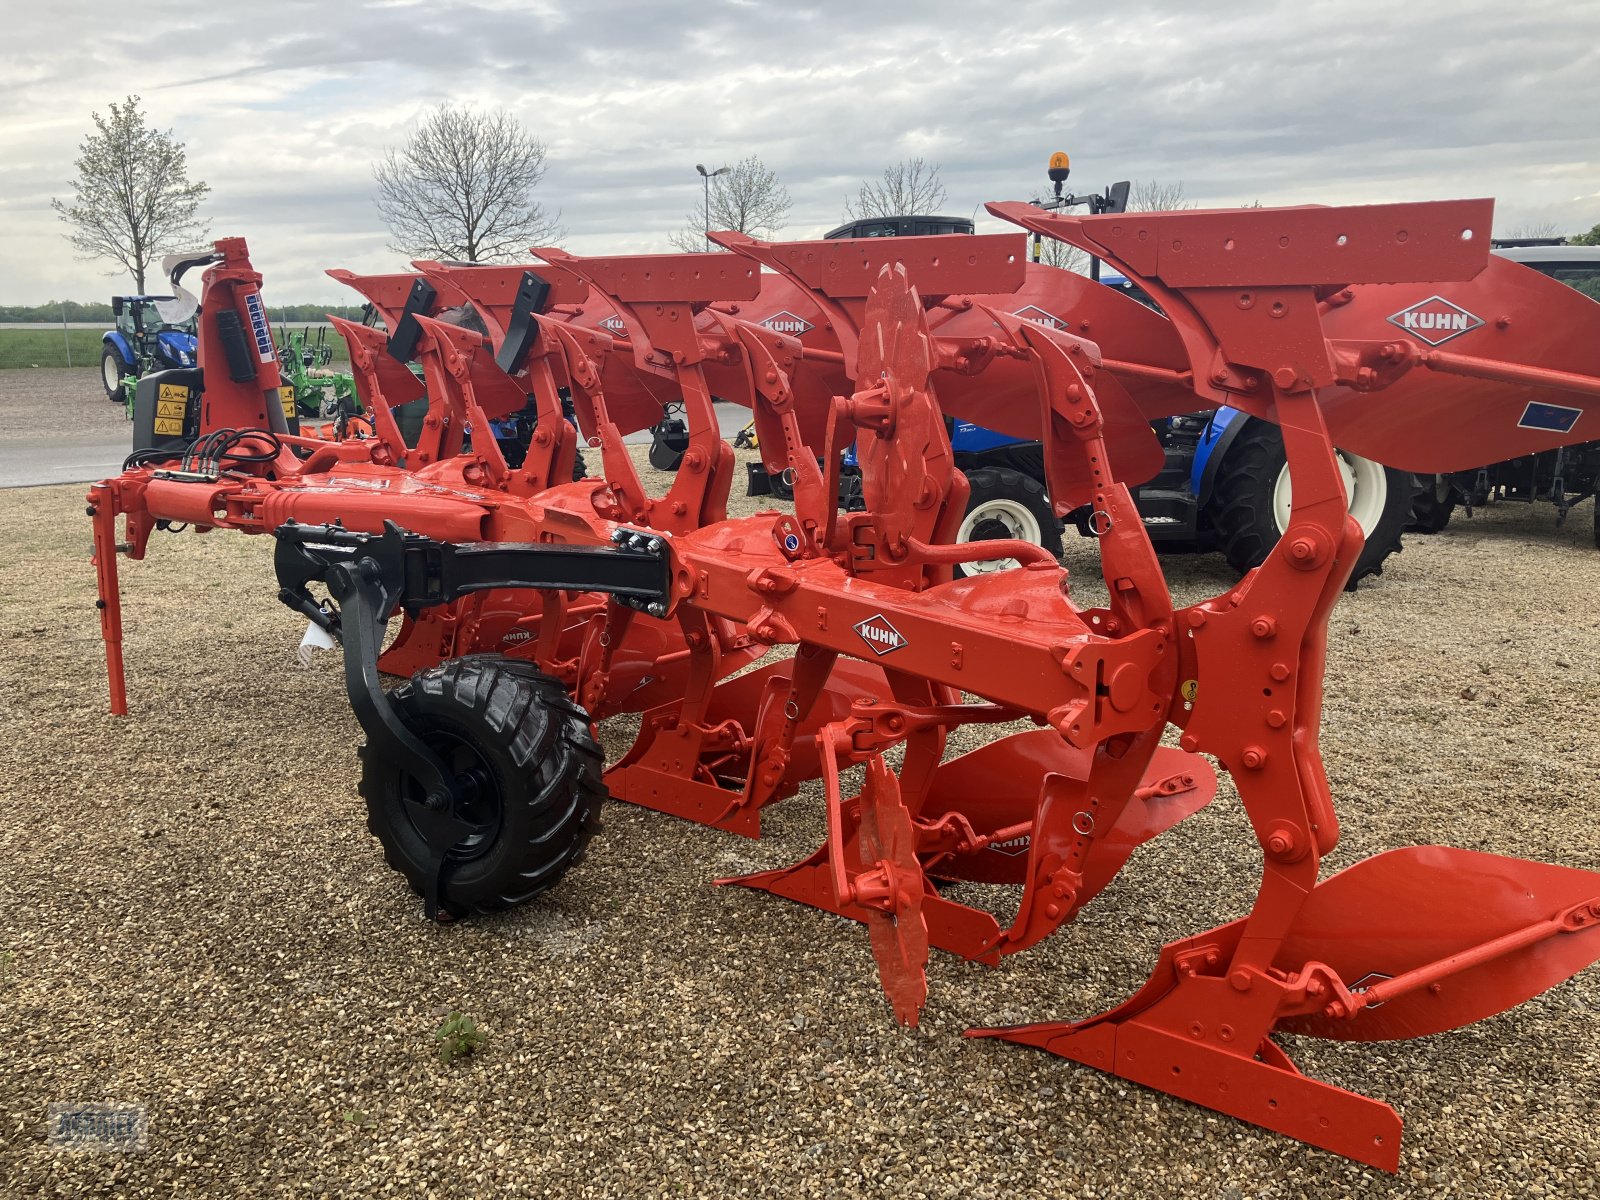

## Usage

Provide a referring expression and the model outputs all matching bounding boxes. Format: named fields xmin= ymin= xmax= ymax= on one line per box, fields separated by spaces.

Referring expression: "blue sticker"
xmin=244 ymin=292 xmax=276 ymax=363
xmin=1517 ymin=402 xmax=1582 ymax=434
xmin=783 ymin=534 xmax=799 ymax=551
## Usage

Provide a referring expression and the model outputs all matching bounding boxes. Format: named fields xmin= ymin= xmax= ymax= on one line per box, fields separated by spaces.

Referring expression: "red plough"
xmin=85 ymin=198 xmax=1600 ymax=1170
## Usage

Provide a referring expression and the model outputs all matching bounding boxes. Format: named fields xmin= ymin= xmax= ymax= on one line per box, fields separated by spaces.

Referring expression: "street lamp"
xmin=695 ymin=163 xmax=730 ymax=250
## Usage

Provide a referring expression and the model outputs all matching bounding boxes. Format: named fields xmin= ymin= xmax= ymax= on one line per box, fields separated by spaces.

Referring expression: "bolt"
xmin=1241 ymin=746 xmax=1268 ymax=770
xmin=1211 ymin=370 xmax=1228 ymax=385
xmin=1273 ymin=367 xmax=1299 ymax=391
xmin=647 ymin=602 xmax=667 ymax=618
xmin=1266 ymin=710 xmax=1286 ymax=729
xmin=1045 ymin=903 xmax=1061 ymax=919
xmin=85 ymin=506 xmax=97 ymax=517
xmin=1179 ymin=735 xmax=1199 ymax=752
xmin=1287 ymin=537 xmax=1318 ymax=564
xmin=1270 ymin=663 xmax=1291 ymax=682
xmin=1266 ymin=832 xmax=1293 ymax=856
xmin=1186 ymin=610 xmax=1206 ymax=629
xmin=1250 ymin=616 xmax=1277 ymax=639
xmin=1229 ymin=969 xmax=1253 ymax=992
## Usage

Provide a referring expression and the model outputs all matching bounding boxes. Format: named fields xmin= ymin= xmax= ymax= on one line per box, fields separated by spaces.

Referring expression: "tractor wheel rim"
xmin=956 ymin=497 xmax=1042 ymax=575
xmin=103 ymin=355 xmax=122 ymax=393
xmin=402 ymin=730 xmax=504 ymax=860
xmin=1272 ymin=451 xmax=1388 ymax=538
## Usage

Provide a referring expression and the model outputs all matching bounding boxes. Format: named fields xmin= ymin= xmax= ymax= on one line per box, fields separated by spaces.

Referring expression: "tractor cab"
xmin=101 ymin=295 xmax=199 ymax=403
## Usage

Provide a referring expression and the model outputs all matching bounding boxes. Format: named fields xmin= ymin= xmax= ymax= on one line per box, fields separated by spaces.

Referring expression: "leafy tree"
xmin=844 ymin=158 xmax=948 ymax=220
xmin=375 ymin=105 xmax=564 ymax=263
xmin=1568 ymin=224 xmax=1600 ymax=246
xmin=51 ymin=96 xmax=210 ymax=294
xmin=670 ymin=155 xmax=792 ymax=252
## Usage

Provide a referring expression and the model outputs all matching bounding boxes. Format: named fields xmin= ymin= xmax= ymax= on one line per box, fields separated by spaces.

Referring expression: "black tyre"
xmin=953 ymin=465 xmax=1063 ymax=578
xmin=101 ymin=346 xmax=131 ymax=402
xmin=360 ymin=655 xmax=606 ymax=919
xmin=1210 ymin=422 xmax=1415 ymax=589
xmin=1407 ymin=475 xmax=1457 ymax=534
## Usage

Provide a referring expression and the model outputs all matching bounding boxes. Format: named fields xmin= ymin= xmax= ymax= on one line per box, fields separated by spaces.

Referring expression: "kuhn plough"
xmin=86 ymin=196 xmax=1600 ymax=1170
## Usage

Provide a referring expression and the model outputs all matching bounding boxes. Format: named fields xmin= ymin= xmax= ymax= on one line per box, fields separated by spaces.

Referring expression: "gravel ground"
xmin=0 ymin=368 xmax=126 ymax=443
xmin=2 ymin=441 xmax=1598 ymax=1198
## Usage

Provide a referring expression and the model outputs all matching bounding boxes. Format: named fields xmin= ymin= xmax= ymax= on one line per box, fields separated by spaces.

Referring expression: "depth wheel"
xmin=360 ymin=655 xmax=606 ymax=919
xmin=953 ymin=466 xmax=1062 ymax=578
xmin=1211 ymin=422 xmax=1415 ymax=589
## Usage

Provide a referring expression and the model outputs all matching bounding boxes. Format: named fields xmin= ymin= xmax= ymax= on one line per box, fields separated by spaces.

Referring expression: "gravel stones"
xmin=2 ymin=384 xmax=1598 ymax=1196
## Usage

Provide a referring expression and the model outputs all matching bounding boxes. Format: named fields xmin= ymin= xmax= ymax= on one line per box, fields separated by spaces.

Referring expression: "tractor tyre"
xmin=953 ymin=466 xmax=1062 ymax=579
xmin=360 ymin=655 xmax=606 ymax=920
xmin=1211 ymin=422 xmax=1415 ymax=589
xmin=101 ymin=346 xmax=130 ymax=402
xmin=1407 ymin=476 xmax=1457 ymax=534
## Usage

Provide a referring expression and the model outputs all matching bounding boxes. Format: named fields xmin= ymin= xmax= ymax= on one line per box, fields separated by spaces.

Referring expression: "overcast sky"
xmin=3 ymin=0 xmax=1597 ymax=304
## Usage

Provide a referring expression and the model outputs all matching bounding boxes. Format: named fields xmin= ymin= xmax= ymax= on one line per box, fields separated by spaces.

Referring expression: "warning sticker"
xmin=153 ymin=416 xmax=185 ymax=436
xmin=280 ymin=387 xmax=296 ymax=419
xmin=157 ymin=383 xmax=188 ymax=404
xmin=1180 ymin=679 xmax=1198 ymax=703
xmin=155 ymin=398 xmax=186 ymax=419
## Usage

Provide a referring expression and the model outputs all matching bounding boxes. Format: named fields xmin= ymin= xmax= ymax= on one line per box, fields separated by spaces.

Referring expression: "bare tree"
xmin=1127 ymin=180 xmax=1194 ymax=212
xmin=1033 ymin=237 xmax=1087 ymax=274
xmin=670 ymin=155 xmax=792 ymax=252
xmin=51 ymin=96 xmax=209 ymax=294
xmin=1508 ymin=219 xmax=1562 ymax=240
xmin=844 ymin=157 xmax=948 ymax=220
xmin=375 ymin=105 xmax=563 ymax=263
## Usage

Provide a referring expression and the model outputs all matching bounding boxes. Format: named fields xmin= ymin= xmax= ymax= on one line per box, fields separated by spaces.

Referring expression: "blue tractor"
xmin=100 ymin=296 xmax=199 ymax=403
xmin=934 ymin=267 xmax=1413 ymax=586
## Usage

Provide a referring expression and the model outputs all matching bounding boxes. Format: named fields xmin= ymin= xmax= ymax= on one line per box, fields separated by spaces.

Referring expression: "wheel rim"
xmin=1271 ymin=451 xmax=1389 ymax=538
xmin=956 ymin=497 xmax=1043 ymax=575
xmin=102 ymin=354 xmax=123 ymax=395
xmin=401 ymin=729 xmax=504 ymax=861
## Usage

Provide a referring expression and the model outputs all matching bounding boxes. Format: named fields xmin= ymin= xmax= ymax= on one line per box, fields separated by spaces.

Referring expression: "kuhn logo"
xmin=500 ymin=629 xmax=534 ymax=646
xmin=1012 ymin=304 xmax=1065 ymax=330
xmin=599 ymin=315 xmax=626 ymax=333
xmin=759 ymin=310 xmax=814 ymax=337
xmin=988 ymin=834 xmax=1031 ymax=857
xmin=1386 ymin=296 xmax=1484 ymax=346
xmin=853 ymin=614 xmax=907 ymax=656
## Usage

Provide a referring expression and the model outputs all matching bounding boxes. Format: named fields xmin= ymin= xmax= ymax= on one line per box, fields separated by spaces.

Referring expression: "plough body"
xmin=84 ymin=198 xmax=1600 ymax=1171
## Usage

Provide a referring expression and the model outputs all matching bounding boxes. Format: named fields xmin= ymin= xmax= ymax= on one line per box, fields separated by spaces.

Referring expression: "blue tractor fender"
xmin=949 ymin=420 xmax=1030 ymax=455
xmin=1190 ymin=406 xmax=1253 ymax=508
xmin=154 ymin=329 xmax=198 ymax=369
xmin=101 ymin=330 xmax=136 ymax=367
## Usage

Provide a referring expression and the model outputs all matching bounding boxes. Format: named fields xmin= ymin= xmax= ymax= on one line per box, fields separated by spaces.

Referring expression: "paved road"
xmin=1 ymin=436 xmax=130 ymax=488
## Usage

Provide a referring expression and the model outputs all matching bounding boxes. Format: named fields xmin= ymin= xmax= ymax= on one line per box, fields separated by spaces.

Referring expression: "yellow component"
xmin=155 ymin=398 xmax=186 ymax=419
xmin=1049 ymin=151 xmax=1071 ymax=172
xmin=280 ymin=387 xmax=296 ymax=419
xmin=1180 ymin=679 xmax=1199 ymax=703
xmin=153 ymin=417 xmax=184 ymax=436
xmin=157 ymin=382 xmax=188 ymax=404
